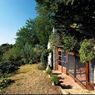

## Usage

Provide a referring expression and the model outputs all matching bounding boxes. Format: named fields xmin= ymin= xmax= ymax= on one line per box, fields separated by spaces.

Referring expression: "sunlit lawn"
xmin=1 ymin=64 xmax=61 ymax=94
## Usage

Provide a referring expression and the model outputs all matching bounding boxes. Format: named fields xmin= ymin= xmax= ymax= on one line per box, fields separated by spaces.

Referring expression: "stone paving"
xmin=52 ymin=70 xmax=95 ymax=94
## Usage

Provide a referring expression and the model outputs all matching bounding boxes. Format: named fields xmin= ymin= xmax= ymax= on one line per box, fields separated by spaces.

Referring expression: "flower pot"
xmin=48 ymin=75 xmax=51 ymax=78
xmin=52 ymin=82 xmax=60 ymax=86
xmin=52 ymin=82 xmax=55 ymax=86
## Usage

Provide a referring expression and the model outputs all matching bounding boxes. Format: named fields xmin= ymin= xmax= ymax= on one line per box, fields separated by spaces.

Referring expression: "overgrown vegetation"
xmin=40 ymin=49 xmax=52 ymax=68
xmin=0 ymin=0 xmax=95 ymax=90
xmin=0 ymin=78 xmax=14 ymax=89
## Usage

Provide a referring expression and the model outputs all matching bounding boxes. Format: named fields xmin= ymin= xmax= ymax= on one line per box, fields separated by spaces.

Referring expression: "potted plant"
xmin=51 ymin=75 xmax=59 ymax=86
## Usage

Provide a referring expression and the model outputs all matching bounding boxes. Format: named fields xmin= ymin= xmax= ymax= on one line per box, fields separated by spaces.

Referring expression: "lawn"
xmin=0 ymin=64 xmax=61 ymax=94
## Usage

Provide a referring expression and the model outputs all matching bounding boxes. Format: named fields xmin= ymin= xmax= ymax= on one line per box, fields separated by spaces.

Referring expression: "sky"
xmin=0 ymin=0 xmax=37 ymax=45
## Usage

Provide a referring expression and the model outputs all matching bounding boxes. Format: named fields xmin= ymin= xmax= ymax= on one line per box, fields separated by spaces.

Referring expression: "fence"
xmin=56 ymin=47 xmax=95 ymax=90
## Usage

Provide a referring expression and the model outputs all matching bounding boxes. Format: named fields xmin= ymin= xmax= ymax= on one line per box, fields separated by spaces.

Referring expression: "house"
xmin=48 ymin=27 xmax=95 ymax=90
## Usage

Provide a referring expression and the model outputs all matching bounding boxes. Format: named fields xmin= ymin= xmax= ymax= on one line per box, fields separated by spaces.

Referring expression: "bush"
xmin=51 ymin=75 xmax=59 ymax=85
xmin=21 ymin=43 xmax=42 ymax=64
xmin=0 ymin=78 xmax=14 ymax=89
xmin=3 ymin=46 xmax=21 ymax=62
xmin=0 ymin=61 xmax=20 ymax=75
xmin=41 ymin=49 xmax=52 ymax=67
xmin=79 ymin=39 xmax=95 ymax=63
xmin=46 ymin=66 xmax=52 ymax=74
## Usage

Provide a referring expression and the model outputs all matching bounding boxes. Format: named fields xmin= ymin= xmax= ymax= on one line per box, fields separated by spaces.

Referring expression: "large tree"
xmin=36 ymin=0 xmax=95 ymax=39
xmin=34 ymin=16 xmax=52 ymax=48
xmin=16 ymin=19 xmax=39 ymax=48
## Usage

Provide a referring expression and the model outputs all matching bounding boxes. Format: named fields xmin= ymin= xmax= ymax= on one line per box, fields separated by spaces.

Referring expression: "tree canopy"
xmin=16 ymin=19 xmax=39 ymax=48
xmin=36 ymin=0 xmax=95 ymax=39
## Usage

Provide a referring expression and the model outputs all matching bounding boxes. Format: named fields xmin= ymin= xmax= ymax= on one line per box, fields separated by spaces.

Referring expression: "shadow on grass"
xmin=0 ymin=79 xmax=15 ymax=90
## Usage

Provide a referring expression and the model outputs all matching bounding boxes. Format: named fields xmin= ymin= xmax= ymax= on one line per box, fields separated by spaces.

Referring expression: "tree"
xmin=0 ymin=43 xmax=13 ymax=62
xmin=16 ymin=19 xmax=39 ymax=48
xmin=62 ymin=33 xmax=78 ymax=52
xmin=0 ymin=43 xmax=13 ymax=54
xmin=79 ymin=39 xmax=95 ymax=63
xmin=36 ymin=0 xmax=95 ymax=39
xmin=34 ymin=16 xmax=52 ymax=48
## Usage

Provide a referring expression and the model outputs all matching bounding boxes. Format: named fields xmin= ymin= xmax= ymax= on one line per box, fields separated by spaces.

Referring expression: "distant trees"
xmin=3 ymin=46 xmax=21 ymax=62
xmin=0 ymin=43 xmax=13 ymax=62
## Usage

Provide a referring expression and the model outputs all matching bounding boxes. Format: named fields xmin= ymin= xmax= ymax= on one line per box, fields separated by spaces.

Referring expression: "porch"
xmin=53 ymin=46 xmax=95 ymax=90
xmin=52 ymin=70 xmax=95 ymax=94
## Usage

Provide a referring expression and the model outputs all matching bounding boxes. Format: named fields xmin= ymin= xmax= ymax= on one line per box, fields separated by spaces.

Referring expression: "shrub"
xmin=0 ymin=78 xmax=14 ymax=89
xmin=41 ymin=49 xmax=52 ymax=67
xmin=46 ymin=66 xmax=52 ymax=74
xmin=51 ymin=75 xmax=59 ymax=85
xmin=79 ymin=39 xmax=95 ymax=63
xmin=21 ymin=43 xmax=42 ymax=64
xmin=0 ymin=61 xmax=19 ymax=75
xmin=3 ymin=46 xmax=21 ymax=62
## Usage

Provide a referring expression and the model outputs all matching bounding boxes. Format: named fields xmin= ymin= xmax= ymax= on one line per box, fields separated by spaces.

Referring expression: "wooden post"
xmin=86 ymin=62 xmax=94 ymax=90
xmin=56 ymin=47 xmax=58 ymax=70
xmin=86 ymin=62 xmax=90 ymax=88
xmin=73 ymin=52 xmax=76 ymax=80
xmin=66 ymin=51 xmax=68 ymax=75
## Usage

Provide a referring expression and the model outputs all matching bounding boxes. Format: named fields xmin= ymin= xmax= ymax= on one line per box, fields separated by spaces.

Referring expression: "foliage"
xmin=3 ymin=46 xmax=21 ymax=61
xmin=16 ymin=19 xmax=39 ymax=48
xmin=15 ymin=18 xmax=49 ymax=64
xmin=62 ymin=33 xmax=77 ymax=51
xmin=49 ymin=32 xmax=59 ymax=48
xmin=46 ymin=66 xmax=52 ymax=75
xmin=0 ymin=44 xmax=13 ymax=62
xmin=79 ymin=39 xmax=95 ymax=63
xmin=0 ymin=78 xmax=14 ymax=89
xmin=51 ymin=75 xmax=59 ymax=85
xmin=36 ymin=0 xmax=95 ymax=39
xmin=21 ymin=43 xmax=35 ymax=64
xmin=21 ymin=43 xmax=42 ymax=64
xmin=34 ymin=16 xmax=52 ymax=48
xmin=0 ymin=61 xmax=20 ymax=75
xmin=41 ymin=49 xmax=52 ymax=67
xmin=0 ymin=47 xmax=2 ymax=62
xmin=0 ymin=43 xmax=13 ymax=54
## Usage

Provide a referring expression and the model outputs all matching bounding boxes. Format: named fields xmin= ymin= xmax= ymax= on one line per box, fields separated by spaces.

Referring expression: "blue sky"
xmin=0 ymin=0 xmax=37 ymax=45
